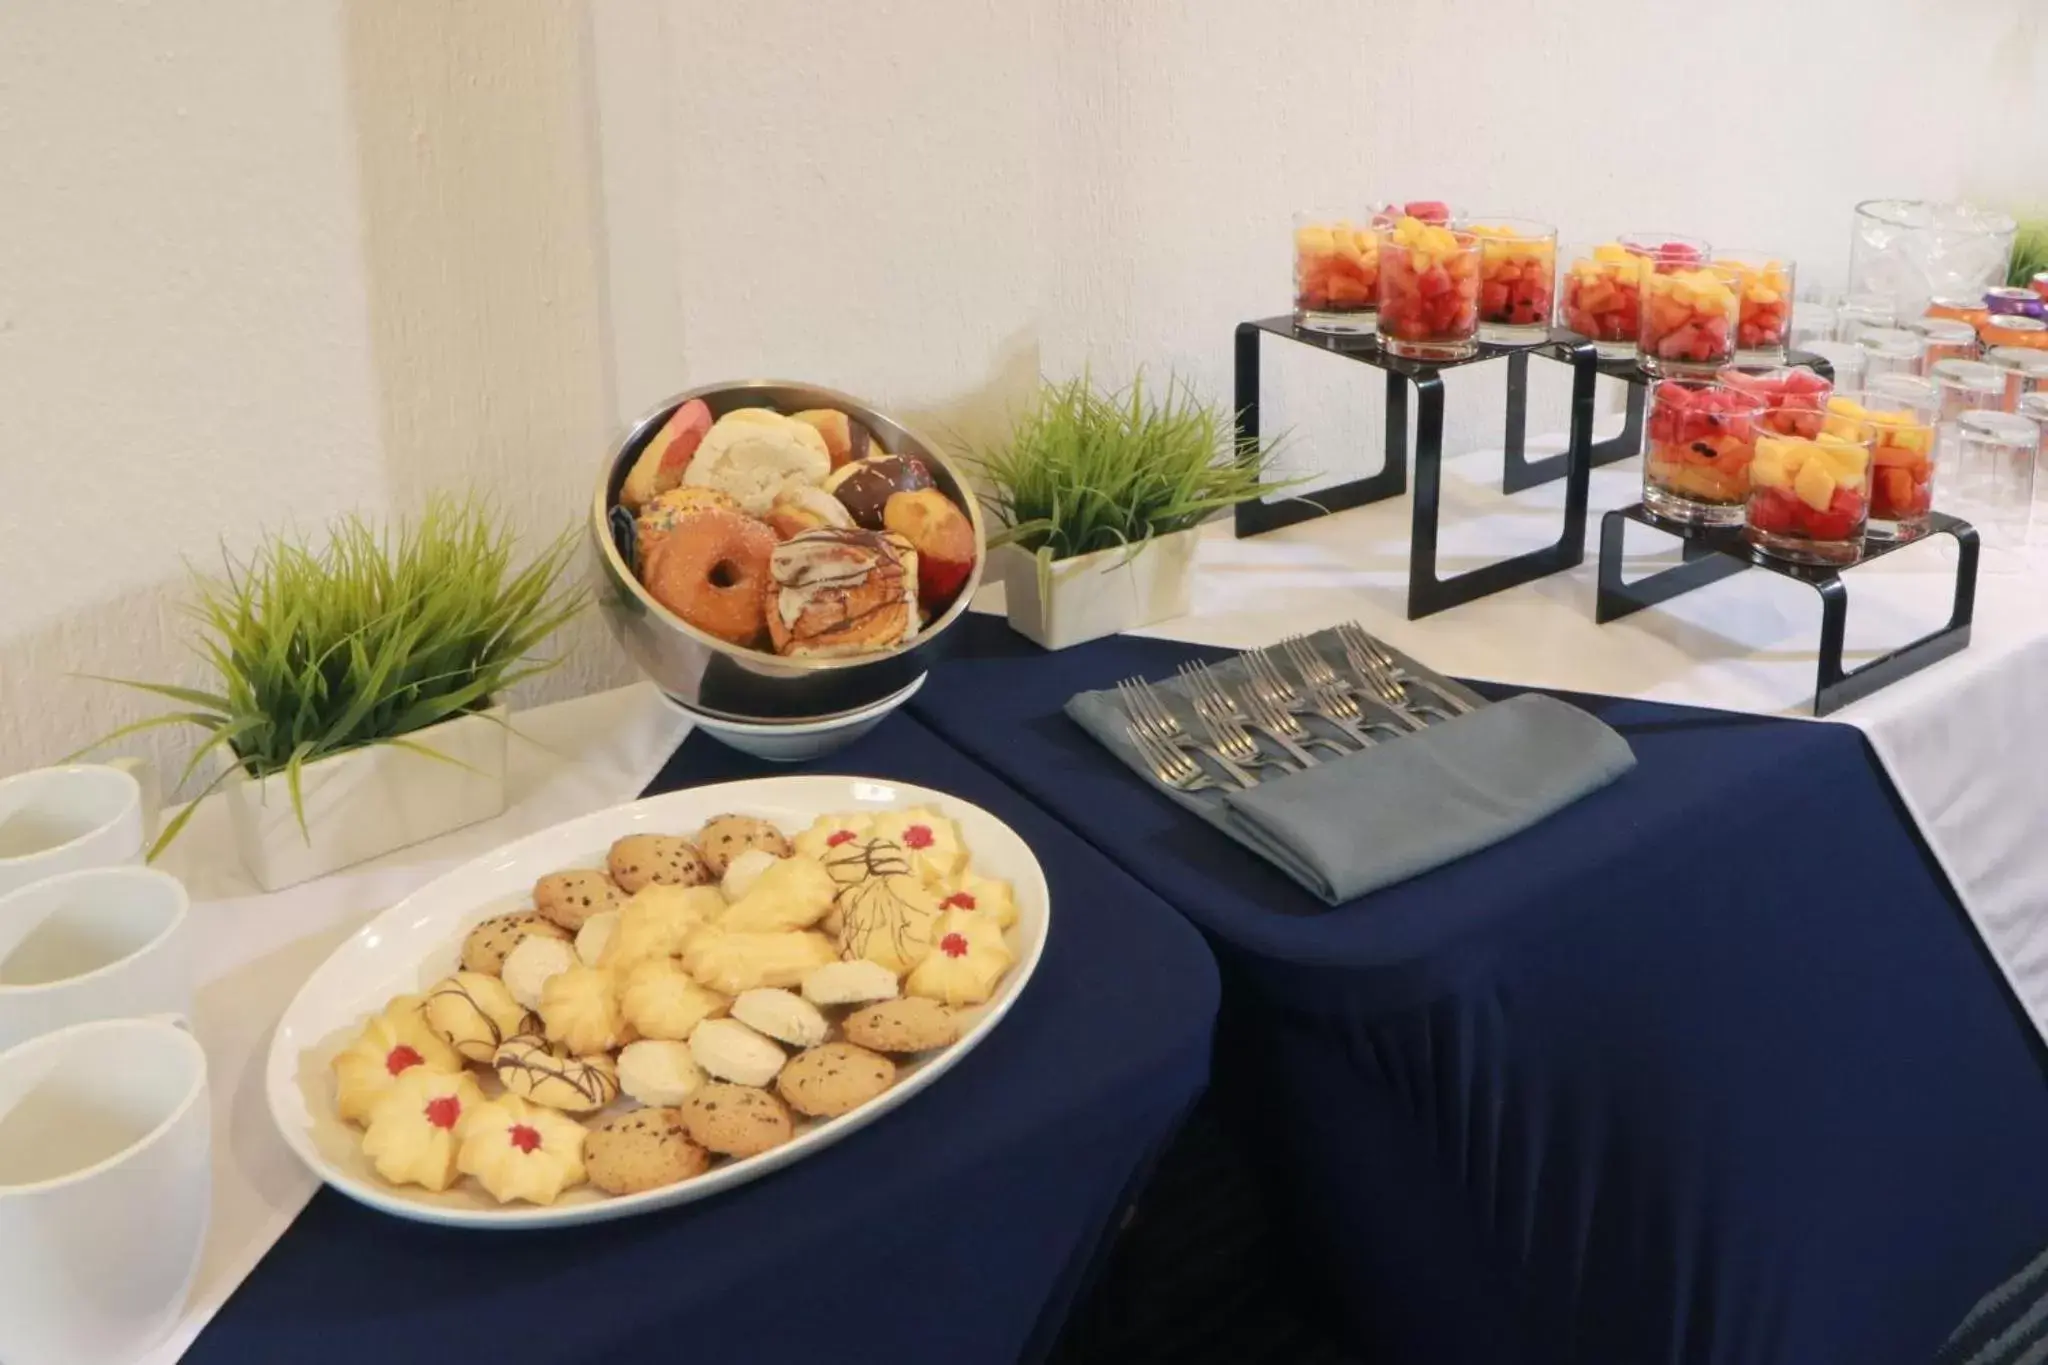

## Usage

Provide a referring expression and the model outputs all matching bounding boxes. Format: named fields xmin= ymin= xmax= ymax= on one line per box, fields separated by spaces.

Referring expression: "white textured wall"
xmin=3 ymin=0 xmax=2043 ymax=779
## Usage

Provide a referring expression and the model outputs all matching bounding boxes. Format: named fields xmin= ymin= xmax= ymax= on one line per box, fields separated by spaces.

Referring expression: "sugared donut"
xmin=642 ymin=508 xmax=776 ymax=646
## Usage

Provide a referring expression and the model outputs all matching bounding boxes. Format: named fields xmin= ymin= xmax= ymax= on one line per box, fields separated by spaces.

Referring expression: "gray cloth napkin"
xmin=1065 ymin=652 xmax=1635 ymax=905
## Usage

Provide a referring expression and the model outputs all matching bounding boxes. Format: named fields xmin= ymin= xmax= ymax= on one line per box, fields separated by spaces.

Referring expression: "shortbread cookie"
xmin=688 ymin=1017 xmax=787 ymax=1087
xmin=793 ymin=812 xmax=873 ymax=863
xmin=842 ymin=996 xmax=958 ymax=1053
xmin=695 ymin=814 xmax=793 ymax=877
xmin=937 ymin=870 xmax=1017 ymax=931
xmin=777 ymin=1042 xmax=896 ymax=1118
xmin=801 ymin=959 xmax=900 ymax=1008
xmin=720 ymin=856 xmax=835 ymax=933
xmin=361 ymin=1068 xmax=485 ymax=1192
xmin=617 ymin=1039 xmax=705 ymax=1106
xmin=683 ymin=925 xmax=839 ymax=995
xmin=585 ymin=1107 xmax=710 ymax=1195
xmin=492 ymin=1036 xmax=621 ymax=1113
xmin=461 ymin=912 xmax=571 ymax=977
xmin=837 ymin=873 xmax=942 ymax=975
xmin=602 ymin=885 xmax=724 ymax=971
xmin=332 ymin=994 xmax=464 ymax=1125
xmin=872 ymin=806 xmax=968 ymax=883
xmin=575 ymin=910 xmax=620 ymax=967
xmin=501 ymin=935 xmax=578 ymax=1011
xmin=721 ymin=849 xmax=782 ymax=903
xmin=533 ymin=869 xmax=624 ymax=932
xmin=423 ymin=972 xmax=540 ymax=1062
xmin=456 ymin=1095 xmax=587 ymax=1205
xmin=538 ymin=965 xmax=631 ymax=1055
xmin=607 ymin=834 xmax=711 ymax=894
xmin=730 ymin=987 xmax=830 ymax=1048
xmin=820 ymin=833 xmax=912 ymax=888
xmin=681 ymin=1083 xmax=794 ymax=1157
xmin=905 ymin=907 xmax=1014 ymax=1008
xmin=620 ymin=958 xmax=729 ymax=1041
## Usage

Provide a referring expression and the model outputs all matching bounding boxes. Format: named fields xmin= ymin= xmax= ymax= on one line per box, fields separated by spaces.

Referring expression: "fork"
xmin=1124 ymin=674 xmax=1261 ymax=787
xmin=1178 ymin=661 xmax=1298 ymax=774
xmin=1125 ymin=720 xmax=1223 ymax=793
xmin=1277 ymin=637 xmax=1379 ymax=746
xmin=1338 ymin=622 xmax=1472 ymax=717
xmin=1241 ymin=650 xmax=1353 ymax=757
xmin=1332 ymin=631 xmax=1431 ymax=732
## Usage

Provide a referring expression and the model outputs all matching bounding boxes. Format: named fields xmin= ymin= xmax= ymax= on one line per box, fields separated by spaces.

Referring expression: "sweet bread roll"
xmin=765 ymin=529 xmax=919 ymax=658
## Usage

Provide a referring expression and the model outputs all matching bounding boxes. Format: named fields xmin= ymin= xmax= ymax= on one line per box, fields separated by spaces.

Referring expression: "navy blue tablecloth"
xmin=187 ymin=712 xmax=1218 ymax=1365
xmin=909 ymin=614 xmax=2048 ymax=1365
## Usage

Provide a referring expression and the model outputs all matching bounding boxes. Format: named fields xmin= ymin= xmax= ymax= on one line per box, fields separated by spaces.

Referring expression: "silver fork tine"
xmin=1234 ymin=673 xmax=1322 ymax=765
xmin=1182 ymin=663 xmax=1275 ymax=768
xmin=1126 ymin=676 xmax=1185 ymax=743
xmin=1245 ymin=648 xmax=1297 ymax=706
xmin=1128 ymin=721 xmax=1202 ymax=789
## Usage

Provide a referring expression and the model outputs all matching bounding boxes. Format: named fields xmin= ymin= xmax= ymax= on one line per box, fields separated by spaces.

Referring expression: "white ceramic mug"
xmin=0 ymin=764 xmax=146 ymax=899
xmin=0 ymin=1017 xmax=210 ymax=1365
xmin=0 ymin=866 xmax=192 ymax=1053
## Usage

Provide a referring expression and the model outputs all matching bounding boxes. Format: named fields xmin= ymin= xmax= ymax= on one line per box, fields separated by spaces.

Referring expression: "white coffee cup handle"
xmin=104 ymin=756 xmax=162 ymax=846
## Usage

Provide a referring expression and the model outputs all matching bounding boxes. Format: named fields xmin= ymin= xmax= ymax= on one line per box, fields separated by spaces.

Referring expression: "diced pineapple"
xmin=1794 ymin=458 xmax=1838 ymax=513
xmin=1296 ymin=226 xmax=1335 ymax=255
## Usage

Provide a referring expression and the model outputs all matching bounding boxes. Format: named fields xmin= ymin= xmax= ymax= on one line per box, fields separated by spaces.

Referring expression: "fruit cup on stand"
xmin=1637 ymin=258 xmax=1743 ymax=375
xmin=1375 ymin=216 xmax=1482 ymax=361
xmin=1558 ymin=243 xmax=1644 ymax=359
xmin=1642 ymin=379 xmax=1765 ymax=527
xmin=1722 ymin=366 xmax=1834 ymax=437
xmin=1293 ymin=211 xmax=1382 ymax=336
xmin=1828 ymin=389 xmax=1938 ymax=540
xmin=1746 ymin=417 xmax=1875 ymax=565
xmin=1716 ymin=251 xmax=1795 ymax=364
xmin=1462 ymin=218 xmax=1556 ymax=345
xmin=1395 ymin=200 xmax=1457 ymax=226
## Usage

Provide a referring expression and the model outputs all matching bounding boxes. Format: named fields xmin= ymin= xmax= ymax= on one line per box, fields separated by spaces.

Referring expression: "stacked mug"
xmin=0 ymin=763 xmax=209 ymax=1365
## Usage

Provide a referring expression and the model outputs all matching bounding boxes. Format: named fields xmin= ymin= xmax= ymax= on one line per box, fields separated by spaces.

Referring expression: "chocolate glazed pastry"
xmin=764 ymin=528 xmax=920 ymax=658
xmin=824 ymin=454 xmax=934 ymax=529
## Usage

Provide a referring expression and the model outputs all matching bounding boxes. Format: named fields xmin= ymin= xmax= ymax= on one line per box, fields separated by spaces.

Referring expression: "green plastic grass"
xmin=2009 ymin=219 xmax=2048 ymax=289
xmin=970 ymin=372 xmax=1302 ymax=563
xmin=79 ymin=495 xmax=585 ymax=857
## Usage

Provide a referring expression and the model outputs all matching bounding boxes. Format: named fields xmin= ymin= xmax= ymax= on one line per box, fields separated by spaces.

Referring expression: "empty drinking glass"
xmin=1905 ymin=317 xmax=1979 ymax=370
xmin=1856 ymin=328 xmax=1928 ymax=382
xmin=1931 ymin=359 xmax=2007 ymax=423
xmin=1945 ymin=410 xmax=2039 ymax=564
xmin=1835 ymin=293 xmax=1897 ymax=345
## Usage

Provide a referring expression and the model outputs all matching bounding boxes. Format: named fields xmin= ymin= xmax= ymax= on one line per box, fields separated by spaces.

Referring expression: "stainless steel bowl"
xmin=590 ymin=380 xmax=986 ymax=721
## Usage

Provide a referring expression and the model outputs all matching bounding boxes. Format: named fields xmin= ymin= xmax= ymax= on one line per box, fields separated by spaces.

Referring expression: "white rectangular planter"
xmin=995 ymin=529 xmax=1199 ymax=650
xmin=220 ymin=705 xmax=510 ymax=892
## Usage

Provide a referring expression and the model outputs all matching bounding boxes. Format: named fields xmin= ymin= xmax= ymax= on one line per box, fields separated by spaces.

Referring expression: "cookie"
xmin=683 ymin=925 xmax=839 ymax=995
xmin=492 ymin=1036 xmax=621 ymax=1113
xmin=937 ymin=870 xmax=1018 ymax=931
xmin=777 ymin=1042 xmax=897 ymax=1118
xmin=904 ymin=907 xmax=1013 ymax=1008
xmin=620 ymin=958 xmax=729 ymax=1042
xmin=538 ymin=965 xmax=632 ymax=1055
xmin=584 ymin=1107 xmax=711 ymax=1195
xmin=681 ymin=1082 xmax=794 ymax=1157
xmin=695 ymin=814 xmax=793 ymax=877
xmin=331 ymin=994 xmax=464 ymax=1125
xmin=501 ymin=935 xmax=578 ymax=1011
xmin=533 ymin=869 xmax=625 ymax=932
xmin=836 ymin=873 xmax=942 ymax=975
xmin=730 ymin=987 xmax=830 ymax=1048
xmin=872 ymin=806 xmax=968 ymax=883
xmin=455 ymin=1095 xmax=587 ymax=1205
xmin=607 ymin=834 xmax=711 ymax=894
xmin=842 ymin=996 xmax=958 ymax=1053
xmin=721 ymin=849 xmax=782 ymax=903
xmin=801 ymin=959 xmax=899 ymax=1008
xmin=575 ymin=910 xmax=620 ymax=967
xmin=602 ymin=884 xmax=723 ymax=971
xmin=689 ymin=1016 xmax=787 ymax=1087
xmin=361 ymin=1068 xmax=485 ymax=1192
xmin=423 ymin=972 xmax=540 ymax=1062
xmin=617 ymin=1038 xmax=705 ymax=1106
xmin=793 ymin=812 xmax=874 ymax=863
xmin=720 ymin=856 xmax=835 ymax=933
xmin=461 ymin=912 xmax=571 ymax=977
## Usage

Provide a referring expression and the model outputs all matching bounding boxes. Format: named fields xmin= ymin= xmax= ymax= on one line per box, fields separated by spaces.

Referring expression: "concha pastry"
xmin=793 ymin=812 xmax=874 ymax=863
xmin=872 ymin=806 xmax=968 ymax=884
xmin=332 ymin=995 xmax=464 ymax=1125
xmin=720 ymin=856 xmax=835 ymax=933
xmin=538 ymin=965 xmax=632 ymax=1055
xmin=937 ymin=870 xmax=1018 ymax=931
xmin=764 ymin=529 xmax=919 ymax=659
xmin=361 ymin=1068 xmax=486 ymax=1192
xmin=682 ymin=925 xmax=840 ymax=995
xmin=620 ymin=957 xmax=730 ymax=1041
xmin=682 ymin=408 xmax=832 ymax=515
xmin=837 ymin=874 xmax=943 ymax=976
xmin=423 ymin=971 xmax=540 ymax=1063
xmin=455 ymin=1094 xmax=588 ymax=1205
xmin=904 ymin=907 xmax=1015 ymax=1007
xmin=601 ymin=884 xmax=724 ymax=971
xmin=491 ymin=1036 xmax=621 ymax=1113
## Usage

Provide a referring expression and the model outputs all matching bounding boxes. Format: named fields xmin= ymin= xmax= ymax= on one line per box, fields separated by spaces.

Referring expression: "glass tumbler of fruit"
xmin=1746 ymin=419 xmax=1875 ymax=566
xmin=1376 ymin=217 xmax=1482 ymax=361
xmin=1716 ymin=251 xmax=1796 ymax=364
xmin=1294 ymin=211 xmax=1382 ymax=336
xmin=1557 ymin=243 xmax=1645 ymax=359
xmin=1462 ymin=218 xmax=1556 ymax=345
xmin=1642 ymin=379 xmax=1766 ymax=527
xmin=1828 ymin=389 xmax=1938 ymax=540
xmin=1638 ymin=260 xmax=1743 ymax=375
xmin=1722 ymin=366 xmax=1834 ymax=437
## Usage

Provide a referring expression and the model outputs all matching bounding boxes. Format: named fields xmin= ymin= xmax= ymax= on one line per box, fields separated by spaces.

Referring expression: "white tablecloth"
xmin=1108 ymin=440 xmax=2048 ymax=1056
xmin=140 ymin=684 xmax=689 ymax=1364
